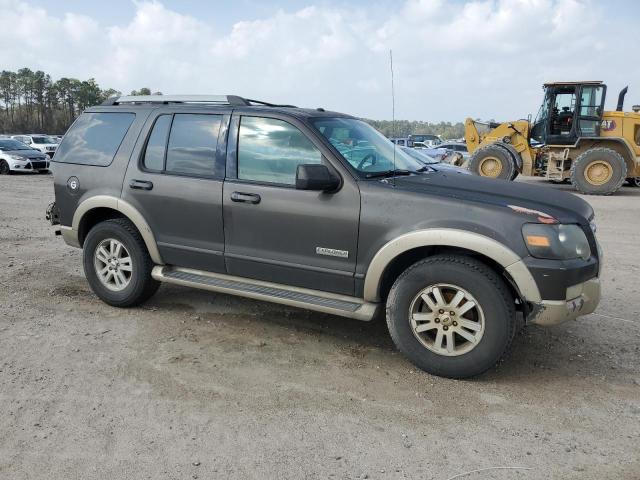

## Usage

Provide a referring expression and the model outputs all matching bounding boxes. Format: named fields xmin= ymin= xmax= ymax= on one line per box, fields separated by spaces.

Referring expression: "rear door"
xmin=122 ymin=108 xmax=230 ymax=273
xmin=222 ymin=112 xmax=361 ymax=295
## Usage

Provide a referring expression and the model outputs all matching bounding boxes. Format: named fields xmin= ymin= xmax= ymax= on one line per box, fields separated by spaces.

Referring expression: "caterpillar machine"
xmin=465 ymin=81 xmax=640 ymax=194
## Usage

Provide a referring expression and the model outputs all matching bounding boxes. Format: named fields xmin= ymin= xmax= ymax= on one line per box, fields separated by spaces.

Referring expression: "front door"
xmin=546 ymin=85 xmax=578 ymax=145
xmin=222 ymin=113 xmax=360 ymax=295
xmin=122 ymin=109 xmax=229 ymax=272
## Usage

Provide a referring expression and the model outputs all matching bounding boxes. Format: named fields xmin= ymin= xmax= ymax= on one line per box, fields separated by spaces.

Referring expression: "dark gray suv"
xmin=47 ymin=95 xmax=601 ymax=378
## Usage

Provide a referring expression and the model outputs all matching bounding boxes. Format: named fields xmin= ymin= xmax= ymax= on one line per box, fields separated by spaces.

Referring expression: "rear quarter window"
xmin=54 ymin=112 xmax=135 ymax=166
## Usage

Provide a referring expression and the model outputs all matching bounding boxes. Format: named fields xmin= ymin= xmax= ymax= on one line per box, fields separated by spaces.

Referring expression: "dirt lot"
xmin=1 ymin=174 xmax=639 ymax=480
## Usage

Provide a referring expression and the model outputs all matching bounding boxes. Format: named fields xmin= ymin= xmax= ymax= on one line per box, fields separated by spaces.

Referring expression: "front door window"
xmin=237 ymin=116 xmax=322 ymax=185
xmin=549 ymin=90 xmax=576 ymax=137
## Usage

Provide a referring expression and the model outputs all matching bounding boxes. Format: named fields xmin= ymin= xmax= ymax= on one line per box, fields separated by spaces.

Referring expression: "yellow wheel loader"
xmin=465 ymin=81 xmax=640 ymax=195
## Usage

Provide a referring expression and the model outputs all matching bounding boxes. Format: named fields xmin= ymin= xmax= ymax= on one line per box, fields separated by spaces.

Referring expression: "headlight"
xmin=522 ymin=223 xmax=591 ymax=260
xmin=8 ymin=154 xmax=24 ymax=161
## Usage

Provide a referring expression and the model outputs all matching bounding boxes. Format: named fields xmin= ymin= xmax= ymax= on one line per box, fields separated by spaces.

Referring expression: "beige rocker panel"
xmin=363 ymin=228 xmax=541 ymax=303
xmin=69 ymin=195 xmax=164 ymax=264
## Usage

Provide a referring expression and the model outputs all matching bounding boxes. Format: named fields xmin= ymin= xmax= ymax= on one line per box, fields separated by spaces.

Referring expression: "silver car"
xmin=0 ymin=138 xmax=51 ymax=174
xmin=400 ymin=146 xmax=470 ymax=174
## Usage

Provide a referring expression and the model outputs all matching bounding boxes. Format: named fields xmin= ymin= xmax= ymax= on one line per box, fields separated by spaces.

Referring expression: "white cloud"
xmin=0 ymin=0 xmax=637 ymax=121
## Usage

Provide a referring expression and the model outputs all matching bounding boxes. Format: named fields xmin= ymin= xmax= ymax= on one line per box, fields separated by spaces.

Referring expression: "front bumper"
xmin=528 ymin=277 xmax=601 ymax=326
xmin=9 ymin=158 xmax=50 ymax=171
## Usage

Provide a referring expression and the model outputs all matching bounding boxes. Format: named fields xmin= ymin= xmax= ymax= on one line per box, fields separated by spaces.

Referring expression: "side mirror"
xmin=295 ymin=164 xmax=340 ymax=192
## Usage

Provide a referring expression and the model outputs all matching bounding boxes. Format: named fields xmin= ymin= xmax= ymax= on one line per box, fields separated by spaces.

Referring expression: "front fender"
xmin=363 ymin=228 xmax=541 ymax=303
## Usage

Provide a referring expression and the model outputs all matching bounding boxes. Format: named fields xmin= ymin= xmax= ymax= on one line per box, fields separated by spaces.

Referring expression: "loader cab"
xmin=530 ymin=81 xmax=606 ymax=145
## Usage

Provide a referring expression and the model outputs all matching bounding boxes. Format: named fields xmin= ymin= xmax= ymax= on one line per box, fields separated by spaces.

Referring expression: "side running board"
xmin=151 ymin=266 xmax=379 ymax=321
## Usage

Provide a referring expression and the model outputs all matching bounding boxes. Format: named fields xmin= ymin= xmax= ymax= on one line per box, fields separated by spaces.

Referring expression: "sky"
xmin=1 ymin=0 xmax=639 ymax=122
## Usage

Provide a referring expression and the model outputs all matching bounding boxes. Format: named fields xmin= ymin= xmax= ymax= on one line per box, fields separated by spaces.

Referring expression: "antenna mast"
xmin=390 ymin=49 xmax=397 ymax=186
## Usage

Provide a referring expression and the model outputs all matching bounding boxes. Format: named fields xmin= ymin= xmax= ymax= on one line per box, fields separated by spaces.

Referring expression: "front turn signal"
xmin=525 ymin=235 xmax=551 ymax=247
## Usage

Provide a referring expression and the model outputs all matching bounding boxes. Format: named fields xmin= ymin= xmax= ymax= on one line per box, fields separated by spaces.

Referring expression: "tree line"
xmin=364 ymin=119 xmax=465 ymax=140
xmin=0 ymin=68 xmax=160 ymax=134
xmin=0 ymin=67 xmax=464 ymax=139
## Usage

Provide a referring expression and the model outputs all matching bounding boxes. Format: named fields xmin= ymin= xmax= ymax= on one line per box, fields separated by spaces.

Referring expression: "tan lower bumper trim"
xmin=529 ymin=277 xmax=601 ymax=326
xmin=60 ymin=226 xmax=81 ymax=248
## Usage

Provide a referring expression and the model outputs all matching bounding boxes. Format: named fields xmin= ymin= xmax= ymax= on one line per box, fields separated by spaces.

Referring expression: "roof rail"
xmin=101 ymin=95 xmax=250 ymax=106
xmin=101 ymin=95 xmax=297 ymax=108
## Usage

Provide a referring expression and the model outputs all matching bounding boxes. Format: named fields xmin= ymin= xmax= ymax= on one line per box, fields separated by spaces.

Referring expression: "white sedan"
xmin=0 ymin=138 xmax=51 ymax=174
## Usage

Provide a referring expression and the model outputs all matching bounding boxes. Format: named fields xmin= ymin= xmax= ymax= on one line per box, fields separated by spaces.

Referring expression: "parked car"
xmin=412 ymin=142 xmax=455 ymax=162
xmin=47 ymin=94 xmax=601 ymax=379
xmin=390 ymin=137 xmax=409 ymax=146
xmin=437 ymin=142 xmax=469 ymax=159
xmin=11 ymin=134 xmax=58 ymax=157
xmin=0 ymin=138 xmax=50 ymax=174
xmin=626 ymin=177 xmax=640 ymax=187
xmin=408 ymin=134 xmax=442 ymax=148
xmin=399 ymin=146 xmax=470 ymax=174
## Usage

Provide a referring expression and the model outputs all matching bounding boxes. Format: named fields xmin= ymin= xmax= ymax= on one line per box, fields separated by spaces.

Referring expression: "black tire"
xmin=83 ymin=218 xmax=159 ymax=307
xmin=494 ymin=143 xmax=521 ymax=180
xmin=468 ymin=144 xmax=516 ymax=180
xmin=386 ymin=255 xmax=516 ymax=379
xmin=570 ymin=148 xmax=627 ymax=195
xmin=0 ymin=160 xmax=12 ymax=175
xmin=626 ymin=177 xmax=640 ymax=187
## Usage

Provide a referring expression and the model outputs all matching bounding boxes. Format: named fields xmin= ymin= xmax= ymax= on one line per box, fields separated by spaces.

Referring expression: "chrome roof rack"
xmin=101 ymin=95 xmax=296 ymax=108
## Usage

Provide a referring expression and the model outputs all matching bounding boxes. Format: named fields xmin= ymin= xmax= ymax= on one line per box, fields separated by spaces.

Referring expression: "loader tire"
xmin=468 ymin=144 xmax=516 ymax=181
xmin=494 ymin=143 xmax=521 ymax=180
xmin=570 ymin=148 xmax=626 ymax=195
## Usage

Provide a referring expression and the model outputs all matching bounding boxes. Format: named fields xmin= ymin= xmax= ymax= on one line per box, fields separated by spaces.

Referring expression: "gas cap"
xmin=67 ymin=176 xmax=80 ymax=193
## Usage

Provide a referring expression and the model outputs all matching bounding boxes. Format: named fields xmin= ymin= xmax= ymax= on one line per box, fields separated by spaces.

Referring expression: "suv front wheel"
xmin=386 ymin=255 xmax=516 ymax=378
xmin=83 ymin=218 xmax=160 ymax=307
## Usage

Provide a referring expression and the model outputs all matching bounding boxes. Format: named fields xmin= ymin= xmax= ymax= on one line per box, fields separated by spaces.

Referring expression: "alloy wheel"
xmin=93 ymin=238 xmax=133 ymax=291
xmin=409 ymin=283 xmax=485 ymax=356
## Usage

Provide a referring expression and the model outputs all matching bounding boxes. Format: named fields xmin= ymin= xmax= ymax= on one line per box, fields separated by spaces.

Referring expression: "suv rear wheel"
xmin=386 ymin=255 xmax=515 ymax=378
xmin=83 ymin=218 xmax=159 ymax=307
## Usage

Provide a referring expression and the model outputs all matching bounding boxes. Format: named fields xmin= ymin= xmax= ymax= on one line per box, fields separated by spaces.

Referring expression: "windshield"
xmin=32 ymin=136 xmax=56 ymax=144
xmin=310 ymin=117 xmax=424 ymax=175
xmin=400 ymin=146 xmax=438 ymax=164
xmin=0 ymin=139 xmax=32 ymax=151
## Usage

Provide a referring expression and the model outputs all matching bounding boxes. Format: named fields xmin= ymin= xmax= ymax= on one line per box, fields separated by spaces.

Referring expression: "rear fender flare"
xmin=574 ymin=137 xmax=637 ymax=173
xmin=71 ymin=195 xmax=163 ymax=264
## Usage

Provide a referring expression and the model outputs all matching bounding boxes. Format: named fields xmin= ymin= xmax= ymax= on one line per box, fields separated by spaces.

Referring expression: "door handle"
xmin=230 ymin=191 xmax=261 ymax=204
xmin=129 ymin=179 xmax=154 ymax=191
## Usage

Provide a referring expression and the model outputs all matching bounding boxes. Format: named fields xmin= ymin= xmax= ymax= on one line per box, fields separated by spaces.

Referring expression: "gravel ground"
xmin=1 ymin=174 xmax=639 ymax=480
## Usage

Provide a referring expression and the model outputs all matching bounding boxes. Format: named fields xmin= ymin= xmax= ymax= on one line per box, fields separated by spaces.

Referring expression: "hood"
xmin=389 ymin=172 xmax=594 ymax=223
xmin=6 ymin=149 xmax=48 ymax=160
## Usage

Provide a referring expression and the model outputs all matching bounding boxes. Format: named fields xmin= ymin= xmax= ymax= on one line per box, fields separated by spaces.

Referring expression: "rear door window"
xmin=54 ymin=112 xmax=135 ymax=166
xmin=140 ymin=113 xmax=223 ymax=177
xmin=143 ymin=115 xmax=172 ymax=171
xmin=165 ymin=114 xmax=222 ymax=176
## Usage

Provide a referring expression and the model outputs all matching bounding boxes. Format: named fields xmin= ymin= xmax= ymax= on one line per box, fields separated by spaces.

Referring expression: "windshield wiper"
xmin=364 ymin=169 xmax=414 ymax=179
